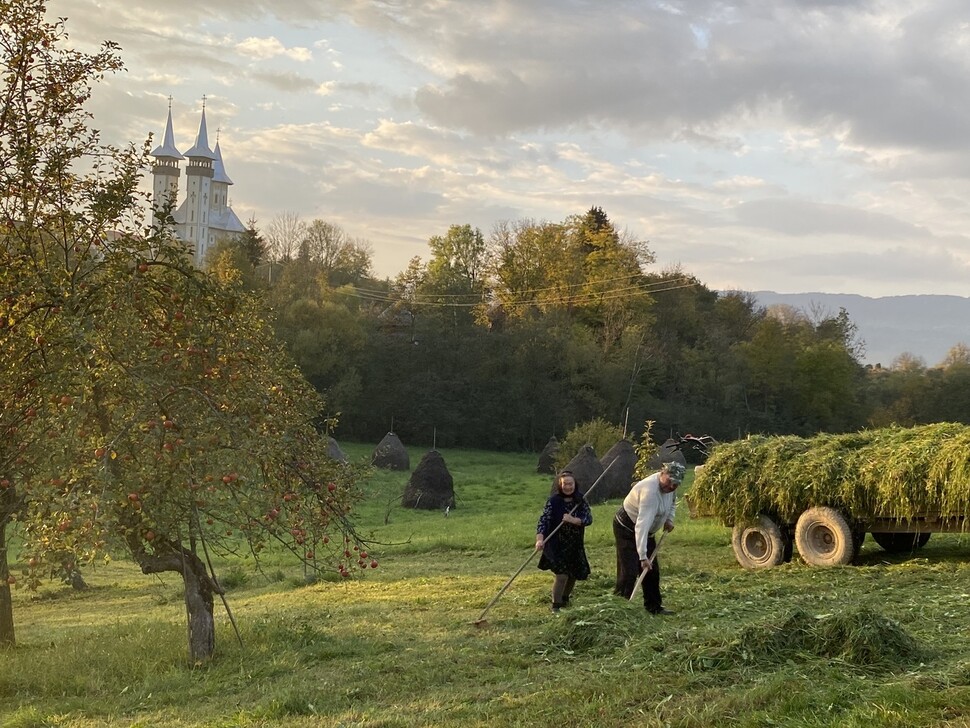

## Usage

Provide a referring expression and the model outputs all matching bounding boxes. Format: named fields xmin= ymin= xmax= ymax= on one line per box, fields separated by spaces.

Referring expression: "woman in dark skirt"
xmin=535 ymin=470 xmax=593 ymax=613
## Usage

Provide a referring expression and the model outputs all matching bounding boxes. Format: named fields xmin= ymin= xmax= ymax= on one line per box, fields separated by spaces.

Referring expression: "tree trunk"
xmin=0 ymin=518 xmax=15 ymax=646
xmin=134 ymin=540 xmax=220 ymax=664
xmin=57 ymin=552 xmax=88 ymax=590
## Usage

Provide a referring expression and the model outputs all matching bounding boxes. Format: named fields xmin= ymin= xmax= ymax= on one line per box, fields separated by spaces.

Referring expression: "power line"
xmin=351 ymin=271 xmax=667 ymax=300
xmin=341 ymin=278 xmax=698 ymax=309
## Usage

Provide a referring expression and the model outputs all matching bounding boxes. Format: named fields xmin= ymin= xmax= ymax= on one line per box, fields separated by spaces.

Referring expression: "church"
xmin=150 ymin=101 xmax=247 ymax=267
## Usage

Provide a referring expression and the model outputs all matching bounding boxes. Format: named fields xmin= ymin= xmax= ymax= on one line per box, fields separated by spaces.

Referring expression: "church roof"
xmin=210 ymin=206 xmax=247 ymax=234
xmin=183 ymin=108 xmax=217 ymax=160
xmin=150 ymin=107 xmax=184 ymax=159
xmin=212 ymin=141 xmax=234 ymax=184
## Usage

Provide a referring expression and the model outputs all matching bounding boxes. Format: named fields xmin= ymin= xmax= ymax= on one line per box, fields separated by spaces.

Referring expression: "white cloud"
xmin=235 ymin=36 xmax=312 ymax=62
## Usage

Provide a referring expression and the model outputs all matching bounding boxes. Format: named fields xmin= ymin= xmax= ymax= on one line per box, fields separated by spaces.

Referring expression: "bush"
xmin=554 ymin=418 xmax=625 ymax=472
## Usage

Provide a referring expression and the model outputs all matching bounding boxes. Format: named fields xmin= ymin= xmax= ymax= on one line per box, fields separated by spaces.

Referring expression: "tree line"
xmin=211 ymin=210 xmax=970 ymax=451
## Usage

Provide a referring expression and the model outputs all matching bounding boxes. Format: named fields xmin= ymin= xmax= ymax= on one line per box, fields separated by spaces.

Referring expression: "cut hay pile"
xmin=644 ymin=438 xmax=688 ymax=470
xmin=690 ymin=423 xmax=970 ymax=525
xmin=401 ymin=450 xmax=455 ymax=510
xmin=537 ymin=436 xmax=559 ymax=474
xmin=372 ymin=432 xmax=410 ymax=471
xmin=552 ymin=444 xmax=604 ymax=501
xmin=598 ymin=439 xmax=638 ymax=501
xmin=695 ymin=607 xmax=927 ymax=671
xmin=544 ymin=600 xmax=644 ymax=654
xmin=326 ymin=436 xmax=348 ymax=464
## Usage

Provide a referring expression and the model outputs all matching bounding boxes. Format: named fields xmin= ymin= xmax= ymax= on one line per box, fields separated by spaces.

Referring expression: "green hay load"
xmin=694 ymin=607 xmax=927 ymax=671
xmin=690 ymin=423 xmax=970 ymax=525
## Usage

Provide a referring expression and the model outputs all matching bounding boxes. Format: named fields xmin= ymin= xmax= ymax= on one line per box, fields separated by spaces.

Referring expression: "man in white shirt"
xmin=612 ymin=461 xmax=685 ymax=614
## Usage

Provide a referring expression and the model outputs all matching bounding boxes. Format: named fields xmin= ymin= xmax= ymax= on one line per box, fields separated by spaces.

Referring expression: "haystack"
xmin=691 ymin=422 xmax=970 ymax=525
xmin=537 ymin=436 xmax=559 ymax=474
xmin=372 ymin=432 xmax=410 ymax=470
xmin=597 ymin=439 xmax=638 ymax=501
xmin=326 ymin=436 xmax=348 ymax=464
xmin=644 ymin=438 xmax=687 ymax=471
xmin=402 ymin=450 xmax=455 ymax=510
xmin=552 ymin=444 xmax=604 ymax=500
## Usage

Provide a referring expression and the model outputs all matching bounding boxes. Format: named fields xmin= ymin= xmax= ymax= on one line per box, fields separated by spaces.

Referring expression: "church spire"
xmin=183 ymin=96 xmax=216 ymax=159
xmin=212 ymin=138 xmax=233 ymax=185
xmin=150 ymin=97 xmax=183 ymax=159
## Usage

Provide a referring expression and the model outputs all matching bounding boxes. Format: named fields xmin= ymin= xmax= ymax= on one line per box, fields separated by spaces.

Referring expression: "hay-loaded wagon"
xmin=687 ymin=423 xmax=970 ymax=569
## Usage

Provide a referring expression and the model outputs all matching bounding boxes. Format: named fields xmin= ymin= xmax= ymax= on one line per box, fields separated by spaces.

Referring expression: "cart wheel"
xmin=731 ymin=514 xmax=790 ymax=569
xmin=871 ymin=531 xmax=931 ymax=553
xmin=795 ymin=506 xmax=854 ymax=567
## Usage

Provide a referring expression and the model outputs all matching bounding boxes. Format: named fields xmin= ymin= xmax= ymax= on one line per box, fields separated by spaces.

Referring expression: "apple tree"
xmin=0 ymin=0 xmax=373 ymax=662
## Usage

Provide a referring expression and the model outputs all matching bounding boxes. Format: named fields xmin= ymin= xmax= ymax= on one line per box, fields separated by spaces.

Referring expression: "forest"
xmin=210 ymin=210 xmax=970 ymax=452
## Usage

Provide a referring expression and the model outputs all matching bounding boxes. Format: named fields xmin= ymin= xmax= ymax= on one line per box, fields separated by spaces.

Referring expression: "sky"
xmin=46 ymin=0 xmax=970 ymax=298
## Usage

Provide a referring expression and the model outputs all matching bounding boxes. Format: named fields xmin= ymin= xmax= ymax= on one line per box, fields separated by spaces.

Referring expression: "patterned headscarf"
xmin=662 ymin=461 xmax=686 ymax=483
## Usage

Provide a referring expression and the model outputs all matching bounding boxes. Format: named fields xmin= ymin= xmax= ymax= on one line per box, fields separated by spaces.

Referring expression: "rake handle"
xmin=628 ymin=528 xmax=668 ymax=602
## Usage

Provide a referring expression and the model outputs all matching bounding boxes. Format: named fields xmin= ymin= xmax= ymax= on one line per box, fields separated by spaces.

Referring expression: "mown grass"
xmin=4 ymin=443 xmax=970 ymax=726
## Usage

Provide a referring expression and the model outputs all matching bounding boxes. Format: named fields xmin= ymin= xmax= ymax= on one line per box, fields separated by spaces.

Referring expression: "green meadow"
xmin=4 ymin=444 xmax=970 ymax=727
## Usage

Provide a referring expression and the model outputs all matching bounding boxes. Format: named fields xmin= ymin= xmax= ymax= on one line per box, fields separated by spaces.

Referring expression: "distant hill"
xmin=749 ymin=292 xmax=970 ymax=368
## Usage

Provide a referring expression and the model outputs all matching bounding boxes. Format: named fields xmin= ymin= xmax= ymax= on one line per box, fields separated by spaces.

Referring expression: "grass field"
xmin=4 ymin=443 xmax=970 ymax=727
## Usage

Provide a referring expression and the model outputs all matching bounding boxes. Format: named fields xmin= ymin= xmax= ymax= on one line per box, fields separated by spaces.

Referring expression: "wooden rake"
xmin=628 ymin=528 xmax=669 ymax=602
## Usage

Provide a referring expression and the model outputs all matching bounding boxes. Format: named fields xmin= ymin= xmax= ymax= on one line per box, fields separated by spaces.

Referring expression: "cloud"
xmin=235 ymin=36 xmax=312 ymax=62
xmin=45 ymin=0 xmax=970 ymax=297
xmin=247 ymin=69 xmax=319 ymax=93
xmin=733 ymin=199 xmax=925 ymax=239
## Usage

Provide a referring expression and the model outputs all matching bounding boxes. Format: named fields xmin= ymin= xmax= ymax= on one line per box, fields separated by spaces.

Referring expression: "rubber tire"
xmin=871 ymin=531 xmax=931 ymax=554
xmin=795 ymin=506 xmax=855 ymax=567
xmin=731 ymin=514 xmax=790 ymax=569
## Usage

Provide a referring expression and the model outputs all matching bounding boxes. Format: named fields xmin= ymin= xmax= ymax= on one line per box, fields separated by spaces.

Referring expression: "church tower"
xmin=181 ymin=100 xmax=217 ymax=266
xmin=150 ymin=99 xmax=247 ymax=267
xmin=149 ymin=100 xmax=183 ymax=231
